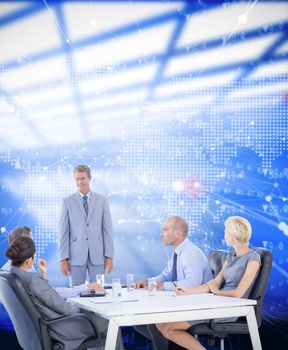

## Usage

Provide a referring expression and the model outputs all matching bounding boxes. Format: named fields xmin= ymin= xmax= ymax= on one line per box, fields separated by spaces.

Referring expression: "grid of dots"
xmin=0 ymin=1 xmax=287 ymax=320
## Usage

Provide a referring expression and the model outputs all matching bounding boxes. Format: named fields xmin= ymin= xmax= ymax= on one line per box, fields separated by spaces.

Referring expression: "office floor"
xmin=123 ymin=324 xmax=288 ymax=350
xmin=1 ymin=321 xmax=288 ymax=350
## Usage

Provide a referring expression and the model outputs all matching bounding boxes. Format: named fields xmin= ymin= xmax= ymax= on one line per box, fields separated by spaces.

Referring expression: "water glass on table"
xmin=96 ymin=274 xmax=105 ymax=288
xmin=126 ymin=274 xmax=134 ymax=291
xmin=112 ymin=278 xmax=122 ymax=304
xmin=148 ymin=278 xmax=157 ymax=296
xmin=68 ymin=272 xmax=72 ymax=288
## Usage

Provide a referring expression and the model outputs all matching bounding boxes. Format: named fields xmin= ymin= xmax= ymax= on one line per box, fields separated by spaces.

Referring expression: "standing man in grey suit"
xmin=59 ymin=164 xmax=114 ymax=286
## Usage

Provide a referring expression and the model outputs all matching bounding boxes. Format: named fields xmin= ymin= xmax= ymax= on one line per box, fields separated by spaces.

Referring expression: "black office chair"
xmin=0 ymin=271 xmax=103 ymax=350
xmin=188 ymin=247 xmax=273 ymax=350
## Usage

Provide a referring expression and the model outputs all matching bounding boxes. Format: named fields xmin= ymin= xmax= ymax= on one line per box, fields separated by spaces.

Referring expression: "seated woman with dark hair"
xmin=5 ymin=236 xmax=124 ymax=350
xmin=2 ymin=226 xmax=106 ymax=300
xmin=156 ymin=216 xmax=261 ymax=350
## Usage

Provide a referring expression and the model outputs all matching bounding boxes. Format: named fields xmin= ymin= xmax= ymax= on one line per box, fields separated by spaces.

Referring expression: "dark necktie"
xmin=172 ymin=252 xmax=177 ymax=282
xmin=83 ymin=195 xmax=88 ymax=217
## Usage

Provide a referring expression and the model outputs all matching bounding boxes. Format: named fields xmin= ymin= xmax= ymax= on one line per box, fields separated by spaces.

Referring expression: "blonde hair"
xmin=74 ymin=165 xmax=91 ymax=178
xmin=224 ymin=216 xmax=252 ymax=244
xmin=169 ymin=216 xmax=188 ymax=236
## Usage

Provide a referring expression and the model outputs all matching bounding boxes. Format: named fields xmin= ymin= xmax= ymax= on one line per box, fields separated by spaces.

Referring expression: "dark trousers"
xmin=134 ymin=324 xmax=169 ymax=350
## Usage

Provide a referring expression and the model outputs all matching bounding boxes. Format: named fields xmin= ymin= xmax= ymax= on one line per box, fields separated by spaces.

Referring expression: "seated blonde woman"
xmin=156 ymin=216 xmax=261 ymax=350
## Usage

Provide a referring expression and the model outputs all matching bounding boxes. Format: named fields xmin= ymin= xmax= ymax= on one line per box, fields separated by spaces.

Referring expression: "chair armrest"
xmin=42 ymin=312 xmax=100 ymax=339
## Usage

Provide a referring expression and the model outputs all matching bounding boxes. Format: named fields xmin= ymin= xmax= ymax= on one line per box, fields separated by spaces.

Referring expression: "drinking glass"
xmin=96 ymin=274 xmax=105 ymax=287
xmin=68 ymin=273 xmax=72 ymax=288
xmin=112 ymin=278 xmax=122 ymax=304
xmin=148 ymin=278 xmax=157 ymax=296
xmin=126 ymin=274 xmax=134 ymax=291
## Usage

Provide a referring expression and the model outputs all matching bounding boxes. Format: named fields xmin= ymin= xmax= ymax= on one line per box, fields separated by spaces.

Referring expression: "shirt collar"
xmin=78 ymin=191 xmax=91 ymax=200
xmin=174 ymin=237 xmax=189 ymax=255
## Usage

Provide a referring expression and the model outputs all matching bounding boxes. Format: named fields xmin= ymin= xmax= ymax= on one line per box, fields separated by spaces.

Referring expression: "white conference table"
xmin=69 ymin=289 xmax=261 ymax=350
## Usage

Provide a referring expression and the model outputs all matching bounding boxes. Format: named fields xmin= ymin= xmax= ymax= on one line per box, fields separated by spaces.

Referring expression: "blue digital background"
xmin=0 ymin=0 xmax=287 ymax=337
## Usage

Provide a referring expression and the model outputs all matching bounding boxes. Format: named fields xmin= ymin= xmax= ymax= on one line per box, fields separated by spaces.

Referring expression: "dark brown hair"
xmin=5 ymin=236 xmax=36 ymax=267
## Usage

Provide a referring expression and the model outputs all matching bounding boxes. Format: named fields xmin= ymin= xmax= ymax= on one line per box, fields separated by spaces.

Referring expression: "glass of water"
xmin=112 ymin=278 xmax=122 ymax=304
xmin=148 ymin=278 xmax=157 ymax=296
xmin=96 ymin=274 xmax=105 ymax=288
xmin=126 ymin=274 xmax=134 ymax=291
xmin=68 ymin=272 xmax=72 ymax=288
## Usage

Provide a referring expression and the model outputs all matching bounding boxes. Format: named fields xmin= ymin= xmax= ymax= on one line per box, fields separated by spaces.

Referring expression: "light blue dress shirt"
xmin=153 ymin=238 xmax=212 ymax=291
xmin=78 ymin=190 xmax=91 ymax=205
xmin=1 ymin=260 xmax=88 ymax=299
xmin=54 ymin=284 xmax=88 ymax=299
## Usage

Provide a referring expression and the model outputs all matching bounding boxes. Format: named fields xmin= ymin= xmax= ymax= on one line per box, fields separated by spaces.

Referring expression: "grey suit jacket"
xmin=59 ymin=192 xmax=114 ymax=266
xmin=10 ymin=267 xmax=98 ymax=349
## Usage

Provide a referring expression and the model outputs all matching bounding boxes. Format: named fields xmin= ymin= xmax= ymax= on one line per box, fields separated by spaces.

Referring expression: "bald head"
xmin=168 ymin=216 xmax=188 ymax=236
xmin=160 ymin=216 xmax=188 ymax=248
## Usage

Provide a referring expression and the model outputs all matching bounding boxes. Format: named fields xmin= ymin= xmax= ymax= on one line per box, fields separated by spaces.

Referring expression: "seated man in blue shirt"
xmin=135 ymin=216 xmax=212 ymax=290
xmin=1 ymin=226 xmax=102 ymax=299
xmin=135 ymin=216 xmax=212 ymax=350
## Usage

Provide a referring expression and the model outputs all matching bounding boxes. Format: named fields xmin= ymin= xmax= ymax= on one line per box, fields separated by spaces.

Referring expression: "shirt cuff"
xmin=163 ymin=282 xmax=175 ymax=291
xmin=74 ymin=284 xmax=89 ymax=293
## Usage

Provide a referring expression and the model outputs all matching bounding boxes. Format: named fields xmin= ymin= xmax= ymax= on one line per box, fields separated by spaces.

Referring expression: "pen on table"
xmin=173 ymin=283 xmax=184 ymax=294
xmin=90 ymin=299 xmax=139 ymax=304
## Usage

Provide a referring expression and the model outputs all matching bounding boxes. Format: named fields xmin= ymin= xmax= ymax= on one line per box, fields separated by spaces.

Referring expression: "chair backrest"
xmin=246 ymin=248 xmax=272 ymax=326
xmin=208 ymin=247 xmax=272 ymax=326
xmin=208 ymin=250 xmax=228 ymax=277
xmin=0 ymin=271 xmax=44 ymax=350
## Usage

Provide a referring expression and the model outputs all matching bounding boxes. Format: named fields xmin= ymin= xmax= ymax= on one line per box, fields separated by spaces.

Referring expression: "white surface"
xmin=69 ymin=289 xmax=261 ymax=350
xmin=70 ymin=289 xmax=256 ymax=317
